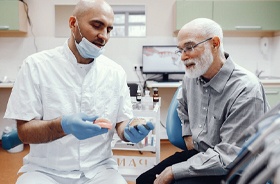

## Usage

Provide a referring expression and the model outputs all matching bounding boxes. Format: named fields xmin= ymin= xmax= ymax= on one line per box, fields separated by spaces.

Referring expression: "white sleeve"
xmin=4 ymin=58 xmax=43 ymax=121
xmin=116 ymin=72 xmax=133 ymax=123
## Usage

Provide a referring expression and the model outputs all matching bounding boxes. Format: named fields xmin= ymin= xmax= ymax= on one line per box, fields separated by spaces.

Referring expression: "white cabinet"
xmin=146 ymin=81 xmax=181 ymax=139
xmin=263 ymin=85 xmax=280 ymax=108
xmin=0 ymin=85 xmax=16 ymax=140
xmin=261 ymin=80 xmax=280 ymax=108
xmin=0 ymin=1 xmax=27 ymax=32
xmin=112 ymin=99 xmax=161 ymax=181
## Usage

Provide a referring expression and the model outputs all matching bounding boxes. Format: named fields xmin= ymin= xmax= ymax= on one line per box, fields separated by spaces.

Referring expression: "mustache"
xmin=183 ymin=59 xmax=197 ymax=66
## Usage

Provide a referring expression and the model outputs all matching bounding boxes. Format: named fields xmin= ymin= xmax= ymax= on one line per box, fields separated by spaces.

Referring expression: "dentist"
xmin=4 ymin=0 xmax=153 ymax=184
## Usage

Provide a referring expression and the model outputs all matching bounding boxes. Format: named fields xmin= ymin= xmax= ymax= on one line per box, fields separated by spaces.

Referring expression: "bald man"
xmin=136 ymin=18 xmax=269 ymax=184
xmin=4 ymin=0 xmax=154 ymax=183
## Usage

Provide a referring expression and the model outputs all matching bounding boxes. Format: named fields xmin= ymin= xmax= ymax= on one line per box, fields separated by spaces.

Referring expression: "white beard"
xmin=183 ymin=48 xmax=213 ymax=79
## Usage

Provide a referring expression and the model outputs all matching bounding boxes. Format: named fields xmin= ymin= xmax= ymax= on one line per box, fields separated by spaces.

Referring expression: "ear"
xmin=212 ymin=36 xmax=220 ymax=49
xmin=69 ymin=16 xmax=77 ymax=30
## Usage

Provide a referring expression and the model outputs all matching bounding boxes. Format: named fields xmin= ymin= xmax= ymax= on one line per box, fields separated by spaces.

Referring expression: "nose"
xmin=97 ymin=30 xmax=109 ymax=43
xmin=180 ymin=51 xmax=190 ymax=61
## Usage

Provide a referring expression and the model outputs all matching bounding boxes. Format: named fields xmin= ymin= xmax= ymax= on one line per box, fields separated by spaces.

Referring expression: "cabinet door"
xmin=175 ymin=1 xmax=213 ymax=31
xmin=0 ymin=1 xmax=27 ymax=32
xmin=264 ymin=86 xmax=280 ymax=108
xmin=213 ymin=1 xmax=280 ymax=31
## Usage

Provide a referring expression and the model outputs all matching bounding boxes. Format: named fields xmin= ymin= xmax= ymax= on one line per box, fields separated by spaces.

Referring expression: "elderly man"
xmin=137 ymin=18 xmax=269 ymax=184
xmin=4 ymin=0 xmax=154 ymax=184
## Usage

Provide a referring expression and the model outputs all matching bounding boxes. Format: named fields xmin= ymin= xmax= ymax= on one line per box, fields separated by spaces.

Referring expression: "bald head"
xmin=73 ymin=0 xmax=114 ymax=19
xmin=68 ymin=0 xmax=114 ymax=64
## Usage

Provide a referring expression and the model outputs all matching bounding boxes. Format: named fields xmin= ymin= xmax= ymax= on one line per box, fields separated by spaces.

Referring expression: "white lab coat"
xmin=4 ymin=41 xmax=133 ymax=179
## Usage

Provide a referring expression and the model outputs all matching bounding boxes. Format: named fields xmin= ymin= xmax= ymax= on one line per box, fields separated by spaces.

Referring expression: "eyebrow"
xmin=177 ymin=41 xmax=195 ymax=49
xmin=183 ymin=41 xmax=196 ymax=47
xmin=90 ymin=20 xmax=113 ymax=30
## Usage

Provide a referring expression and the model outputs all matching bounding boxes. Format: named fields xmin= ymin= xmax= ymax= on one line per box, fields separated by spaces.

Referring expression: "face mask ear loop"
xmin=75 ymin=17 xmax=84 ymax=39
xmin=72 ymin=31 xmax=76 ymax=40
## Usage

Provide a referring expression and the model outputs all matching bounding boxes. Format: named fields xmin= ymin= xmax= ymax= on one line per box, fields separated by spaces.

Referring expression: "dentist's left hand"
xmin=124 ymin=119 xmax=154 ymax=143
xmin=61 ymin=113 xmax=108 ymax=140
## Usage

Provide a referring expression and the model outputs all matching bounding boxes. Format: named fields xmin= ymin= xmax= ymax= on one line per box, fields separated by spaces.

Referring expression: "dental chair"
xmin=2 ymin=128 xmax=22 ymax=151
xmin=166 ymin=86 xmax=187 ymax=151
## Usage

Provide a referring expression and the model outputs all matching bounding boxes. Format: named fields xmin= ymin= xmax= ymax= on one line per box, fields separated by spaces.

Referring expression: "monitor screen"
xmin=142 ymin=45 xmax=185 ymax=81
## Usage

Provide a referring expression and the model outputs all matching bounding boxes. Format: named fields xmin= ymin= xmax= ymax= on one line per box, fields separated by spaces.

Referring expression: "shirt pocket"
xmin=206 ymin=110 xmax=224 ymax=146
xmin=86 ymin=83 xmax=120 ymax=122
xmin=41 ymin=85 xmax=79 ymax=119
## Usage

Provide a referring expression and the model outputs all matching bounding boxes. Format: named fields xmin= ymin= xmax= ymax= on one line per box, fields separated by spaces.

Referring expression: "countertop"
xmin=2 ymin=79 xmax=280 ymax=89
xmin=0 ymin=83 xmax=13 ymax=88
xmin=146 ymin=79 xmax=280 ymax=88
xmin=260 ymin=79 xmax=280 ymax=84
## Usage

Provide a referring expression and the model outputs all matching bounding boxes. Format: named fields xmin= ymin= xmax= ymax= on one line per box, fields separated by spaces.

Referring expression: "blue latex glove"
xmin=61 ymin=113 xmax=108 ymax=140
xmin=124 ymin=119 xmax=154 ymax=143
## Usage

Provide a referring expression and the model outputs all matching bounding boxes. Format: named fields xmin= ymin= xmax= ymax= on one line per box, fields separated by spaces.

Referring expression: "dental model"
xmin=94 ymin=117 xmax=113 ymax=130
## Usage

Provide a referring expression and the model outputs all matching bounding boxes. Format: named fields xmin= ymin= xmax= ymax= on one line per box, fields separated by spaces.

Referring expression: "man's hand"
xmin=61 ymin=113 xmax=108 ymax=140
xmin=154 ymin=166 xmax=174 ymax=184
xmin=184 ymin=135 xmax=194 ymax=150
xmin=124 ymin=119 xmax=154 ymax=143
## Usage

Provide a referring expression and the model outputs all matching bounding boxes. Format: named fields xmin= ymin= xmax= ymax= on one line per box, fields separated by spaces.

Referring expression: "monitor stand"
xmin=156 ymin=74 xmax=181 ymax=82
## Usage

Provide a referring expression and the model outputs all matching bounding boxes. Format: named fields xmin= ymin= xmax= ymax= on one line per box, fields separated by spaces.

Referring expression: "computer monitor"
xmin=142 ymin=45 xmax=185 ymax=82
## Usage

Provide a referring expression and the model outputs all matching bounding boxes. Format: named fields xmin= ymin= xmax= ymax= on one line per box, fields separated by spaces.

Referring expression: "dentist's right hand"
xmin=61 ymin=113 xmax=108 ymax=140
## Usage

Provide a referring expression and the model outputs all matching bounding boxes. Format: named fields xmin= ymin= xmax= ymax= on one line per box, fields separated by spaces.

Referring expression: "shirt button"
xmin=199 ymin=124 xmax=202 ymax=128
xmin=205 ymin=89 xmax=208 ymax=93
xmin=203 ymin=107 xmax=206 ymax=110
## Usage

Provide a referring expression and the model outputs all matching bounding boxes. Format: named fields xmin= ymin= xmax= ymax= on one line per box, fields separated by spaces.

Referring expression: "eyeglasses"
xmin=175 ymin=37 xmax=212 ymax=55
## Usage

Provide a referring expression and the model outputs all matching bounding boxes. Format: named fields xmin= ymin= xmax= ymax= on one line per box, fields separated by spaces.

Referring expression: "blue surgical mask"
xmin=73 ymin=19 xmax=105 ymax=59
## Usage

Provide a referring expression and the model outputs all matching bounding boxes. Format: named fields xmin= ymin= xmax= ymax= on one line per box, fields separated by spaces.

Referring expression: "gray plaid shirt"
xmin=173 ymin=55 xmax=269 ymax=179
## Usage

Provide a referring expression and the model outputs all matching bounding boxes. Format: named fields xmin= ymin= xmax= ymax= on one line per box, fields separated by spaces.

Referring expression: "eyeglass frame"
xmin=175 ymin=37 xmax=213 ymax=55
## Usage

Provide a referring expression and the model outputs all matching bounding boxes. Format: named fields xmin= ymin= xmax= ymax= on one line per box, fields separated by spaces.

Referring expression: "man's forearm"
xmin=17 ymin=118 xmax=66 ymax=144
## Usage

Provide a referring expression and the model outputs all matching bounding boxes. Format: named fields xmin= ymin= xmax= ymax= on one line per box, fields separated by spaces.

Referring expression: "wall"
xmin=1 ymin=0 xmax=279 ymax=81
xmin=0 ymin=0 xmax=178 ymax=82
xmin=1 ymin=0 xmax=280 ymax=136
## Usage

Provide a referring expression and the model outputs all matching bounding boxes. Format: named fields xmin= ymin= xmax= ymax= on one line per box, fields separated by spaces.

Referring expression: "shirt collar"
xmin=206 ymin=55 xmax=235 ymax=93
xmin=63 ymin=40 xmax=94 ymax=70
xmin=196 ymin=76 xmax=208 ymax=85
xmin=63 ymin=40 xmax=77 ymax=66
